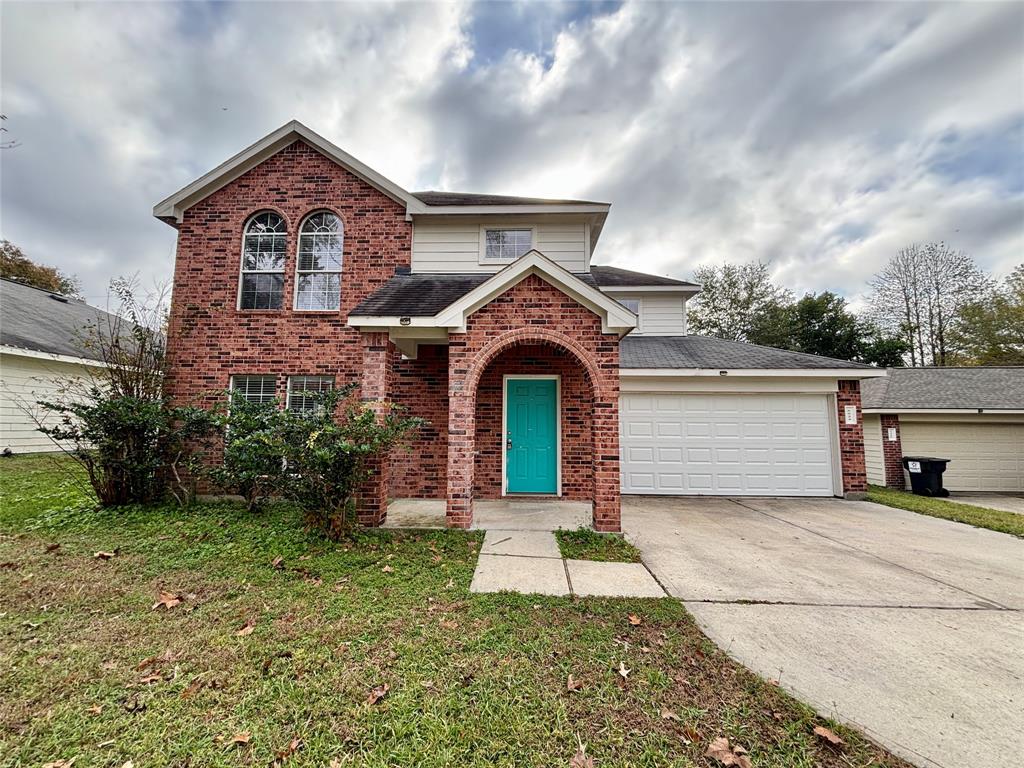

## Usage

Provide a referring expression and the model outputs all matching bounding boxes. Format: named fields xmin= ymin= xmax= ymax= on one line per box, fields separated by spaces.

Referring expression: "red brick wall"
xmin=164 ymin=139 xmax=411 ymax=412
xmin=446 ymin=274 xmax=621 ymax=531
xmin=474 ymin=345 xmax=594 ymax=500
xmin=389 ymin=345 xmax=449 ymax=499
xmin=880 ymin=413 xmax=905 ymax=489
xmin=837 ymin=380 xmax=868 ymax=497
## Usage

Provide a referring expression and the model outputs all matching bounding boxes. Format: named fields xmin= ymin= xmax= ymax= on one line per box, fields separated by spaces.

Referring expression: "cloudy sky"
xmin=2 ymin=1 xmax=1022 ymax=307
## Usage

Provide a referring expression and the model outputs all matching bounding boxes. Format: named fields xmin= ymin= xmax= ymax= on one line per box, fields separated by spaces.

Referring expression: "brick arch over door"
xmin=445 ymin=274 xmax=621 ymax=531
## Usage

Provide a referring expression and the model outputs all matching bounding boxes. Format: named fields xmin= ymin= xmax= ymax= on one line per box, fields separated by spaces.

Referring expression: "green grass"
xmin=555 ymin=527 xmax=642 ymax=563
xmin=0 ymin=455 xmax=910 ymax=767
xmin=867 ymin=484 xmax=1024 ymax=538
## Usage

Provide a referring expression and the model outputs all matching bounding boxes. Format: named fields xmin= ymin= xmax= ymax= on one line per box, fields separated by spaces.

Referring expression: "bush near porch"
xmin=0 ymin=455 xmax=910 ymax=768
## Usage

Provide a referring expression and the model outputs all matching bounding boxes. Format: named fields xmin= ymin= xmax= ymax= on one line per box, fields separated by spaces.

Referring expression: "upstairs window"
xmin=483 ymin=228 xmax=532 ymax=261
xmin=619 ymin=298 xmax=642 ymax=331
xmin=230 ymin=375 xmax=277 ymax=405
xmin=240 ymin=212 xmax=287 ymax=309
xmin=296 ymin=212 xmax=343 ymax=310
xmin=287 ymin=375 xmax=334 ymax=414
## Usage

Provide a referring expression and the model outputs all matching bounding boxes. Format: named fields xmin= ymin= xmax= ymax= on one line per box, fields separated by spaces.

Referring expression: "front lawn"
xmin=556 ymin=527 xmax=642 ymax=563
xmin=867 ymin=484 xmax=1024 ymax=538
xmin=0 ymin=455 xmax=909 ymax=767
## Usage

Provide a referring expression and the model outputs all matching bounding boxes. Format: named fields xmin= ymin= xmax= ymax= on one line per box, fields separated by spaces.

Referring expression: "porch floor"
xmin=383 ymin=498 xmax=592 ymax=531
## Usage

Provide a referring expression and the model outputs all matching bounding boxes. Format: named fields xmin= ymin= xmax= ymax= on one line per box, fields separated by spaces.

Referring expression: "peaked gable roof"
xmin=590 ymin=265 xmax=700 ymax=288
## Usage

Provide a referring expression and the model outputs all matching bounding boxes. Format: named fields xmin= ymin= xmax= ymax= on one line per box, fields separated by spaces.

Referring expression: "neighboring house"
xmin=0 ymin=278 xmax=113 ymax=453
xmin=154 ymin=121 xmax=883 ymax=532
xmin=863 ymin=367 xmax=1024 ymax=493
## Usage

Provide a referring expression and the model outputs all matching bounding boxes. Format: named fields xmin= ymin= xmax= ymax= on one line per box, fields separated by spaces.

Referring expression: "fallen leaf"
xmin=627 ymin=613 xmax=642 ymax=626
xmin=94 ymin=551 xmax=117 ymax=560
xmin=445 ymin=577 xmax=455 ymax=589
xmin=180 ymin=677 xmax=204 ymax=699
xmin=381 ymin=565 xmax=394 ymax=573
xmin=138 ymin=673 xmax=162 ymax=684
xmin=45 ymin=543 xmax=61 ymax=553
xmin=366 ymin=683 xmax=390 ymax=705
xmin=569 ymin=736 xmax=595 ymax=768
xmin=616 ymin=661 xmax=630 ymax=680
xmin=660 ymin=708 xmax=680 ymax=721
xmin=813 ymin=725 xmax=845 ymax=747
xmin=121 ymin=761 xmax=134 ymax=768
xmin=87 ymin=704 xmax=103 ymax=715
xmin=705 ymin=736 xmax=753 ymax=768
xmin=235 ymin=619 xmax=256 ymax=637
xmin=231 ymin=731 xmax=251 ymax=746
xmin=431 ymin=554 xmax=442 ymax=564
xmin=42 ymin=760 xmax=76 ymax=768
xmin=566 ymin=674 xmax=584 ymax=692
xmin=681 ymin=724 xmax=700 ymax=744
xmin=271 ymin=556 xmax=284 ymax=568
xmin=152 ymin=592 xmax=182 ymax=610
xmin=276 ymin=737 xmax=302 ymax=760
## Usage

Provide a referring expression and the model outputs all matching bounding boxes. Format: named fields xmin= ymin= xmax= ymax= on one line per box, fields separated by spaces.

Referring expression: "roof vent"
xmin=48 ymin=294 xmax=70 ymax=304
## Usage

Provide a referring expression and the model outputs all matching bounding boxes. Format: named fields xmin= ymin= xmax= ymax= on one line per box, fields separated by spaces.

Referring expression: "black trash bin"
xmin=902 ymin=456 xmax=951 ymax=497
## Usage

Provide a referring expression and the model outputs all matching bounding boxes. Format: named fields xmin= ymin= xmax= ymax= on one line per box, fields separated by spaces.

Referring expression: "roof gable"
xmin=153 ymin=121 xmax=426 ymax=224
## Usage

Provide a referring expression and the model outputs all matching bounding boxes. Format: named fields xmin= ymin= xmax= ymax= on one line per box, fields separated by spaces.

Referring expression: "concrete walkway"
xmin=469 ymin=530 xmax=666 ymax=597
xmin=950 ymin=493 xmax=1024 ymax=515
xmin=623 ymin=496 xmax=1024 ymax=768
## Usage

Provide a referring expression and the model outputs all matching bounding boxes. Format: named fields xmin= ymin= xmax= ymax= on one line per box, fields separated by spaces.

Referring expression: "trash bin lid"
xmin=902 ymin=456 xmax=951 ymax=462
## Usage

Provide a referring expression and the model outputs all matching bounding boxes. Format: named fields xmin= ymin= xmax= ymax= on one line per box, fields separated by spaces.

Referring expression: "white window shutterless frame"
xmin=295 ymin=212 xmax=343 ymax=311
xmin=239 ymin=212 xmax=287 ymax=310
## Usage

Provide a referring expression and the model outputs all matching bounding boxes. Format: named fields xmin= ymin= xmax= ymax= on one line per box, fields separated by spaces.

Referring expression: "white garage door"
xmin=621 ymin=393 xmax=836 ymax=496
xmin=901 ymin=420 xmax=1024 ymax=492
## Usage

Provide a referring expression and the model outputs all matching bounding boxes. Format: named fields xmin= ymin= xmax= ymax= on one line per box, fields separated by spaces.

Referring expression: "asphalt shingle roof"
xmin=862 ymin=367 xmax=1024 ymax=410
xmin=0 ymin=278 xmax=123 ymax=362
xmin=412 ymin=191 xmax=607 ymax=207
xmin=619 ymin=335 xmax=874 ymax=370
xmin=589 ymin=265 xmax=698 ymax=288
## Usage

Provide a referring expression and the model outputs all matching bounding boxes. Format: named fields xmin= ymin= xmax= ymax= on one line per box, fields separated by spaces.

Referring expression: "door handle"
xmin=506 ymin=439 xmax=513 ymax=450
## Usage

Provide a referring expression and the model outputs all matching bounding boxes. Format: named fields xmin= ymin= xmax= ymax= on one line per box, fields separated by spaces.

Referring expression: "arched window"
xmin=239 ymin=212 xmax=287 ymax=310
xmin=295 ymin=212 xmax=343 ymax=310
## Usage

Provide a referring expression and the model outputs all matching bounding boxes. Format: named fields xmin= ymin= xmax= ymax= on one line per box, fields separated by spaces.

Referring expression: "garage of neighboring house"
xmin=862 ymin=367 xmax=1024 ymax=493
xmin=618 ymin=336 xmax=884 ymax=498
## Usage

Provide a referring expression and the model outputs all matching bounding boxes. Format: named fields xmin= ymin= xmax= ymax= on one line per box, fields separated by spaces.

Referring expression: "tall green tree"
xmin=0 ymin=239 xmax=81 ymax=297
xmin=687 ymin=261 xmax=791 ymax=341
xmin=949 ymin=264 xmax=1024 ymax=365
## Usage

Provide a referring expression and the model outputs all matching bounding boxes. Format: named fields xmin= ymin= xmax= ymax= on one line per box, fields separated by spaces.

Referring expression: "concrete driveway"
xmin=622 ymin=496 xmax=1024 ymax=768
xmin=951 ymin=494 xmax=1024 ymax=515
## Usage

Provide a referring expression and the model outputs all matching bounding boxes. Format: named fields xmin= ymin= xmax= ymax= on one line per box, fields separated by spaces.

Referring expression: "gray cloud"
xmin=1 ymin=1 xmax=1021 ymax=305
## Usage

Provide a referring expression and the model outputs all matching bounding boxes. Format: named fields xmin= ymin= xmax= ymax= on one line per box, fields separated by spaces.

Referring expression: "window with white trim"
xmin=230 ymin=375 xmax=277 ymax=404
xmin=240 ymin=212 xmax=287 ymax=310
xmin=295 ymin=212 xmax=343 ymax=310
xmin=483 ymin=228 xmax=532 ymax=261
xmin=287 ymin=375 xmax=334 ymax=414
xmin=619 ymin=298 xmax=641 ymax=330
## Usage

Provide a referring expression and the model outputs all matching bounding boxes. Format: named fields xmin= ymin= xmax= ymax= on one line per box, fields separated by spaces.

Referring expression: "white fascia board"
xmin=153 ymin=120 xmax=426 ymax=223
xmin=344 ymin=317 xmax=441 ymax=329
xmin=411 ymin=204 xmax=610 ymax=216
xmin=0 ymin=344 xmax=107 ymax=368
xmin=620 ymin=367 xmax=886 ymax=379
xmin=434 ymin=250 xmax=636 ymax=334
xmin=863 ymin=407 xmax=1024 ymax=415
xmin=601 ymin=285 xmax=701 ymax=294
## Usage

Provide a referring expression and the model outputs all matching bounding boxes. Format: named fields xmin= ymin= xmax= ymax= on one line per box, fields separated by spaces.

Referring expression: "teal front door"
xmin=505 ymin=378 xmax=558 ymax=494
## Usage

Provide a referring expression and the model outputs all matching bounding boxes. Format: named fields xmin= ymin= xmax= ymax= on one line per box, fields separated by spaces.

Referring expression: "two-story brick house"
xmin=155 ymin=121 xmax=883 ymax=532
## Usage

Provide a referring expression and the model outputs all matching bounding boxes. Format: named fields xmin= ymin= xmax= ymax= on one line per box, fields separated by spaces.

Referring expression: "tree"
xmin=688 ymin=262 xmax=792 ymax=341
xmin=949 ymin=264 xmax=1024 ymax=365
xmin=868 ymin=243 xmax=991 ymax=366
xmin=748 ymin=291 xmax=908 ymax=366
xmin=1 ymin=240 xmax=81 ymax=297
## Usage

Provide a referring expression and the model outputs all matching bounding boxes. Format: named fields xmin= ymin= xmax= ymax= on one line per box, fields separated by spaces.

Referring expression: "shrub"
xmin=277 ymin=384 xmax=423 ymax=538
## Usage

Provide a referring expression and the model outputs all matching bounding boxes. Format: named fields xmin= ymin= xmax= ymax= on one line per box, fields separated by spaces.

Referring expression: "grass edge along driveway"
xmin=867 ymin=484 xmax=1024 ymax=538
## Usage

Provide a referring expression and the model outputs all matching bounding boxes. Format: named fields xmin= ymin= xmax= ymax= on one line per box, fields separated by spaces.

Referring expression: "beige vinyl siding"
xmin=863 ymin=414 xmax=884 ymax=484
xmin=1 ymin=352 xmax=100 ymax=453
xmin=609 ymin=295 xmax=687 ymax=336
xmin=412 ymin=220 xmax=587 ymax=273
xmin=900 ymin=418 xmax=1024 ymax=492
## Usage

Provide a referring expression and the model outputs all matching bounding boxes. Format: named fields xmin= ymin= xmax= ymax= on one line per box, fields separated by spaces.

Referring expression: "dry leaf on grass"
xmin=616 ymin=661 xmax=630 ymax=680
xmin=271 ymin=556 xmax=284 ymax=568
xmin=86 ymin=704 xmax=103 ymax=715
xmin=570 ymin=735 xmax=595 ymax=768
xmin=381 ymin=565 xmax=394 ymax=573
xmin=152 ymin=591 xmax=182 ymax=610
xmin=566 ymin=674 xmax=584 ymax=692
xmin=813 ymin=725 xmax=845 ymax=747
xmin=94 ymin=551 xmax=117 ymax=560
xmin=627 ymin=613 xmax=642 ymax=626
xmin=366 ymin=683 xmax=390 ymax=705
xmin=660 ymin=708 xmax=680 ymax=721
xmin=705 ymin=737 xmax=752 ymax=768
xmin=275 ymin=737 xmax=302 ymax=762
xmin=42 ymin=760 xmax=76 ymax=768
xmin=230 ymin=731 xmax=251 ymax=746
xmin=681 ymin=725 xmax=700 ymax=744
xmin=235 ymin=619 xmax=256 ymax=637
xmin=181 ymin=677 xmax=205 ymax=699
xmin=138 ymin=673 xmax=163 ymax=685
xmin=121 ymin=761 xmax=134 ymax=768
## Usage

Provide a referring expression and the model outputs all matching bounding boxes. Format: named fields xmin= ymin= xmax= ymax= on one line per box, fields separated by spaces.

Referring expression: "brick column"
xmin=880 ymin=414 xmax=905 ymax=489
xmin=836 ymin=380 xmax=867 ymax=499
xmin=446 ymin=338 xmax=474 ymax=528
xmin=592 ymin=394 xmax=621 ymax=532
xmin=356 ymin=332 xmax=394 ymax=527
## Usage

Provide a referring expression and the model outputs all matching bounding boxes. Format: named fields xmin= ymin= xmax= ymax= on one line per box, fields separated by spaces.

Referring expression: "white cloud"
xmin=1 ymin=0 xmax=1021 ymax=305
